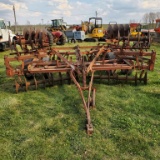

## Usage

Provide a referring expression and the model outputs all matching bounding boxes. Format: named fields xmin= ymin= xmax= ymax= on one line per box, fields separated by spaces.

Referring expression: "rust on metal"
xmin=4 ymin=28 xmax=156 ymax=134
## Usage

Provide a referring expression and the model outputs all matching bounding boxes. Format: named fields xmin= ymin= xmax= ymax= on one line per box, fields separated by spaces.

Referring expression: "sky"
xmin=0 ymin=0 xmax=160 ymax=25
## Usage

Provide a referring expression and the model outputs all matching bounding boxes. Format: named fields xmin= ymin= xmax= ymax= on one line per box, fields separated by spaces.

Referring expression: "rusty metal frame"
xmin=4 ymin=33 xmax=157 ymax=134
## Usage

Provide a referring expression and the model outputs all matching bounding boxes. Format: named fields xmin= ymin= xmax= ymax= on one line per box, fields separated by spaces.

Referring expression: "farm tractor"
xmin=0 ymin=18 xmax=17 ymax=50
xmin=51 ymin=30 xmax=66 ymax=45
xmin=48 ymin=19 xmax=67 ymax=31
xmin=48 ymin=18 xmax=86 ymax=43
xmin=47 ymin=19 xmax=82 ymax=44
xmin=46 ymin=19 xmax=67 ymax=45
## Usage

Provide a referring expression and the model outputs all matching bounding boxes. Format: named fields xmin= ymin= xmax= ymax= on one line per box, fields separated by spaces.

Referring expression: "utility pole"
xmin=41 ymin=19 xmax=43 ymax=24
xmin=96 ymin=11 xmax=98 ymax=17
xmin=13 ymin=5 xmax=17 ymax=33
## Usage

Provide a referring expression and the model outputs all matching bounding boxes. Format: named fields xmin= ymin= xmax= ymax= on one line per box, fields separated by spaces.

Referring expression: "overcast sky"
xmin=0 ymin=0 xmax=160 ymax=25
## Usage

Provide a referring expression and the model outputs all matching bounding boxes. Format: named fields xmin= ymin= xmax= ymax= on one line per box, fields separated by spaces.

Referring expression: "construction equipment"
xmin=0 ymin=18 xmax=17 ymax=50
xmin=4 ymin=29 xmax=156 ymax=134
xmin=82 ymin=17 xmax=106 ymax=42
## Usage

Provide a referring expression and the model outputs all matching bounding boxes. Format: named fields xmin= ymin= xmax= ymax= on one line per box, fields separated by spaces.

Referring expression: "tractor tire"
xmin=47 ymin=31 xmax=53 ymax=46
xmin=71 ymin=39 xmax=76 ymax=43
xmin=37 ymin=30 xmax=54 ymax=47
xmin=56 ymin=32 xmax=66 ymax=45
xmin=0 ymin=43 xmax=6 ymax=51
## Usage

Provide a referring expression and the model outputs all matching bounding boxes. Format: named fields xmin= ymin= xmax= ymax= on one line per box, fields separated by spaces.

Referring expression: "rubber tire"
xmin=0 ymin=43 xmax=6 ymax=51
xmin=47 ymin=31 xmax=53 ymax=46
xmin=56 ymin=32 xmax=66 ymax=45
xmin=38 ymin=31 xmax=53 ymax=47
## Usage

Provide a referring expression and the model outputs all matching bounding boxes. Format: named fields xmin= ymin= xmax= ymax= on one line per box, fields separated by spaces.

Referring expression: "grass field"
xmin=0 ymin=42 xmax=160 ymax=160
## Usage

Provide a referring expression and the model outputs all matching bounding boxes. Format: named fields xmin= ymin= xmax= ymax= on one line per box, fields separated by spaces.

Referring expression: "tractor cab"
xmin=88 ymin=17 xmax=104 ymax=38
xmin=50 ymin=19 xmax=67 ymax=31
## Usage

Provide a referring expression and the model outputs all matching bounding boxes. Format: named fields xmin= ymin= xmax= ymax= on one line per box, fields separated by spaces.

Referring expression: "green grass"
xmin=0 ymin=42 xmax=160 ymax=160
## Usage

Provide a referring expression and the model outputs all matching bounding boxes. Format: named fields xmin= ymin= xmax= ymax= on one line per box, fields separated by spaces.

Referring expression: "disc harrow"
xmin=4 ymin=34 xmax=156 ymax=134
xmin=11 ymin=28 xmax=53 ymax=53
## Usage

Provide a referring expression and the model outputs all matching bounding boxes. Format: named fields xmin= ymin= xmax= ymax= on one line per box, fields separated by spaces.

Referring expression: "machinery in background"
xmin=83 ymin=17 xmax=106 ymax=42
xmin=63 ymin=17 xmax=106 ymax=42
xmin=48 ymin=19 xmax=85 ymax=43
xmin=129 ymin=23 xmax=155 ymax=38
xmin=129 ymin=23 xmax=142 ymax=37
xmin=51 ymin=30 xmax=66 ymax=45
xmin=46 ymin=19 xmax=67 ymax=45
xmin=154 ymin=19 xmax=160 ymax=42
xmin=49 ymin=19 xmax=67 ymax=31
xmin=154 ymin=19 xmax=160 ymax=33
xmin=0 ymin=18 xmax=17 ymax=50
xmin=48 ymin=17 xmax=114 ymax=42
xmin=64 ymin=30 xmax=85 ymax=43
xmin=105 ymin=22 xmax=142 ymax=39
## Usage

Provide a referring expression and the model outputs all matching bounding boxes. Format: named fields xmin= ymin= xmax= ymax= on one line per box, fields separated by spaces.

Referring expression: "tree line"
xmin=142 ymin=12 xmax=160 ymax=24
